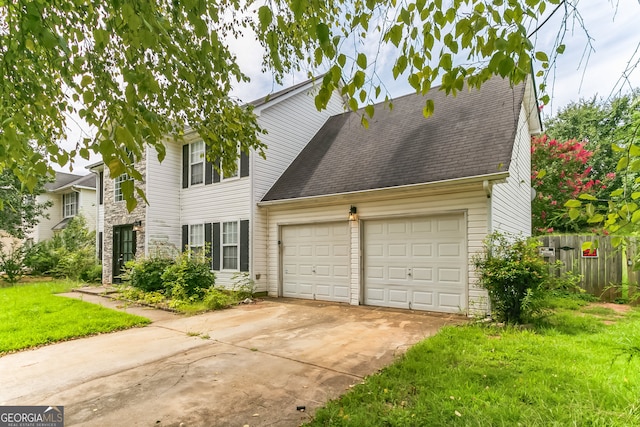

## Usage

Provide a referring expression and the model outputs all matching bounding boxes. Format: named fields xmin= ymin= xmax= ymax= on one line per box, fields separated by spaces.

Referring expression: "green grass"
xmin=309 ymin=301 xmax=640 ymax=426
xmin=0 ymin=279 xmax=150 ymax=354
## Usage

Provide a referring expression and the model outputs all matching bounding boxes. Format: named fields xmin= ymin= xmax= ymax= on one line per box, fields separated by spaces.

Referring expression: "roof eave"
xmin=258 ymin=171 xmax=509 ymax=207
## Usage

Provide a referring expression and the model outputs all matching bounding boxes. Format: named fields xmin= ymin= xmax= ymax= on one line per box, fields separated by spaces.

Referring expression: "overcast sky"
xmin=60 ymin=0 xmax=640 ymax=174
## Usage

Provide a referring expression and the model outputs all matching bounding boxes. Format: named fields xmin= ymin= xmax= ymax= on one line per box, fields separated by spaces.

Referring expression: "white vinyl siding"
xmin=145 ymin=144 xmax=182 ymax=256
xmin=251 ymin=87 xmax=343 ymax=293
xmin=491 ymin=106 xmax=532 ymax=236
xmin=263 ymin=183 xmax=491 ymax=315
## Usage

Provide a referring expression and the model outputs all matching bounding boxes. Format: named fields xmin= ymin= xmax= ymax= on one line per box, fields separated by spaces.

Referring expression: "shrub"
xmin=473 ymin=232 xmax=549 ymax=324
xmin=204 ymin=288 xmax=233 ymax=310
xmin=125 ymin=256 xmax=175 ymax=292
xmin=24 ymin=215 xmax=97 ymax=279
xmin=161 ymin=251 xmax=215 ymax=304
xmin=230 ymin=272 xmax=255 ymax=300
xmin=0 ymin=241 xmax=26 ymax=285
xmin=80 ymin=263 xmax=103 ymax=283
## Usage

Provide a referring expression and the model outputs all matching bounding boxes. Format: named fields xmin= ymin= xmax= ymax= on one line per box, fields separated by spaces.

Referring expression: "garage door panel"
xmin=438 ymin=243 xmax=461 ymax=257
xmin=412 ymin=243 xmax=432 ymax=257
xmin=282 ymin=222 xmax=350 ymax=303
xmin=365 ymin=215 xmax=466 ymax=313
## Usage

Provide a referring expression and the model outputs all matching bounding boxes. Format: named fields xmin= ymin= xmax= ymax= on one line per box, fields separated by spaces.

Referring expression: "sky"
xmin=59 ymin=0 xmax=640 ymax=174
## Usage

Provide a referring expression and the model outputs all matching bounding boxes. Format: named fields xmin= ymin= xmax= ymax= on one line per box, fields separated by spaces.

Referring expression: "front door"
xmin=113 ymin=225 xmax=136 ymax=283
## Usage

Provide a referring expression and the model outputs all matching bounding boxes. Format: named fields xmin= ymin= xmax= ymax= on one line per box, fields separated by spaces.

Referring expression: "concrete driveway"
xmin=0 ymin=295 xmax=467 ymax=426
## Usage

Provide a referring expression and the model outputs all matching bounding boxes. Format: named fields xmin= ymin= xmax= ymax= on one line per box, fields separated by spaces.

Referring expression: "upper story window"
xmin=62 ymin=192 xmax=78 ymax=218
xmin=182 ymin=143 xmax=249 ymax=189
xmin=190 ymin=141 xmax=205 ymax=185
xmin=114 ymin=173 xmax=130 ymax=202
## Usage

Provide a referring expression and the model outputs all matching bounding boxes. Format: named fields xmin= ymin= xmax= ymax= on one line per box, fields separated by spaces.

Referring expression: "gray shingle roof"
xmin=262 ymin=77 xmax=526 ymax=202
xmin=45 ymin=172 xmax=96 ymax=191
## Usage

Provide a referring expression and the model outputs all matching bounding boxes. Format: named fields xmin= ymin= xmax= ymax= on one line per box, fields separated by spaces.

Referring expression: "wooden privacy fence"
xmin=537 ymin=235 xmax=639 ymax=301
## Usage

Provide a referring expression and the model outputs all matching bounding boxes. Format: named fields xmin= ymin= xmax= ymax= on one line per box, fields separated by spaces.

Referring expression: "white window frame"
xmin=190 ymin=141 xmax=205 ymax=186
xmin=189 ymin=224 xmax=205 ymax=258
xmin=114 ymin=173 xmax=130 ymax=202
xmin=222 ymin=221 xmax=239 ymax=270
xmin=62 ymin=192 xmax=78 ymax=218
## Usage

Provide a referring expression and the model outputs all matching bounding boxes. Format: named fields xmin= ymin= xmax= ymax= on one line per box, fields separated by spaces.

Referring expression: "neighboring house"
xmin=259 ymin=76 xmax=541 ymax=315
xmin=28 ymin=172 xmax=97 ymax=243
xmin=90 ymin=77 xmax=345 ymax=284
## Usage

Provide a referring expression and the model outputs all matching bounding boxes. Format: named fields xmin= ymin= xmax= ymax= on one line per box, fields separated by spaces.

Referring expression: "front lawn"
xmin=0 ymin=279 xmax=150 ymax=354
xmin=309 ymin=298 xmax=640 ymax=426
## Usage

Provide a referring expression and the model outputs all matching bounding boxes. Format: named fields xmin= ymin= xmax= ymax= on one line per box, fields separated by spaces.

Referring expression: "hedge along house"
xmin=259 ymin=76 xmax=541 ymax=315
xmin=90 ymin=77 xmax=345 ymax=286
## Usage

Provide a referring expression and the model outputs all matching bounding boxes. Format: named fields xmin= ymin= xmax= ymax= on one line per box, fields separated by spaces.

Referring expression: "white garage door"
xmin=281 ymin=222 xmax=350 ymax=302
xmin=364 ymin=215 xmax=466 ymax=313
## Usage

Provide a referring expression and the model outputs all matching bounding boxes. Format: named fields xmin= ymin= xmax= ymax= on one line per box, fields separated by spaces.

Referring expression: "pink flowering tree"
xmin=531 ymin=135 xmax=613 ymax=234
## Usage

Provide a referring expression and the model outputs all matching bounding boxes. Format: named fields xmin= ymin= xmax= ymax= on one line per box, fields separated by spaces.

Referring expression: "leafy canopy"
xmin=1 ymin=0 xmax=562 ymax=208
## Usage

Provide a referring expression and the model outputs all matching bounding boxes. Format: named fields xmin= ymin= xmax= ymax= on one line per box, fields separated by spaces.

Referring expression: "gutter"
xmin=258 ymin=171 xmax=509 ymax=207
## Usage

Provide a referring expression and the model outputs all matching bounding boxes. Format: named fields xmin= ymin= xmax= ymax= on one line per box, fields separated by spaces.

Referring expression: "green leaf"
xmin=258 ymin=6 xmax=273 ymax=31
xmin=535 ymin=51 xmax=549 ymax=62
xmin=568 ymin=208 xmax=580 ymax=221
xmin=632 ymin=192 xmax=640 ymax=200
xmin=630 ymin=144 xmax=640 ymax=156
xmin=357 ymin=53 xmax=367 ymax=69
xmin=611 ymin=188 xmax=624 ymax=197
xmin=556 ymin=44 xmax=565 ymax=54
xmin=316 ymin=23 xmax=330 ymax=44
xmin=536 ymin=170 xmax=546 ymax=179
xmin=616 ymin=156 xmax=629 ymax=171
xmin=587 ymin=214 xmax=604 ymax=224
xmin=581 ymin=241 xmax=593 ymax=251
xmin=578 ymin=194 xmax=597 ymax=201
xmin=564 ymin=200 xmax=582 ymax=208
xmin=365 ymin=104 xmax=374 ymax=118
xmin=632 ymin=210 xmax=640 ymax=224
xmin=611 ymin=237 xmax=623 ymax=247
xmin=423 ymin=99 xmax=434 ymax=118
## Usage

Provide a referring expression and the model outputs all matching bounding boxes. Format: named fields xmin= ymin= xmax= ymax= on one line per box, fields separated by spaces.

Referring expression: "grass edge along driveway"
xmin=309 ymin=298 xmax=640 ymax=427
xmin=0 ymin=279 xmax=150 ymax=355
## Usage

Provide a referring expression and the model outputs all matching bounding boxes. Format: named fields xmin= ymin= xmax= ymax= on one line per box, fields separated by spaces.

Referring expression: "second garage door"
xmin=281 ymin=222 xmax=350 ymax=302
xmin=364 ymin=215 xmax=466 ymax=313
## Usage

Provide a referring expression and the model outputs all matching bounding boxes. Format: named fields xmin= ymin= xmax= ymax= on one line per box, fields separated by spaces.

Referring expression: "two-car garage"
xmin=279 ymin=214 xmax=467 ymax=313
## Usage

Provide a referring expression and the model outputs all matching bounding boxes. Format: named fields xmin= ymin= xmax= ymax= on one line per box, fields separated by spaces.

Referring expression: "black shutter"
xmin=212 ymin=222 xmax=220 ymax=270
xmin=181 ymin=225 xmax=188 ymax=252
xmin=240 ymin=151 xmax=249 ymax=177
xmin=182 ymin=145 xmax=189 ymax=189
xmin=205 ymin=146 xmax=213 ymax=185
xmin=240 ymin=220 xmax=249 ymax=272
xmin=98 ymin=231 xmax=103 ymax=262
xmin=98 ymin=171 xmax=104 ymax=205
xmin=205 ymin=223 xmax=213 ymax=269
xmin=213 ymin=159 xmax=221 ymax=183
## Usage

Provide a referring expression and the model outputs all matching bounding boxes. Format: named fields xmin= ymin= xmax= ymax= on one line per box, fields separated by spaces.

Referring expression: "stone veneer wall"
xmin=102 ymin=151 xmax=147 ymax=284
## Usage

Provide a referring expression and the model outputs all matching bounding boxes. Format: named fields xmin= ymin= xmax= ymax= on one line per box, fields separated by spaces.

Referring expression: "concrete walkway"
xmin=0 ymin=294 xmax=467 ymax=426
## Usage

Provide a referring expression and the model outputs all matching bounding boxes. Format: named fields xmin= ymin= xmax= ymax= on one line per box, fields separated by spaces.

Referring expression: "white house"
xmin=259 ymin=76 xmax=541 ymax=315
xmin=91 ymin=77 xmax=344 ymax=284
xmin=28 ymin=172 xmax=97 ymax=243
xmin=93 ymin=75 xmax=540 ymax=315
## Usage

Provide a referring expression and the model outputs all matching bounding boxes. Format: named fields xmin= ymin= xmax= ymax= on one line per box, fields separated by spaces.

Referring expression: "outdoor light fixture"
xmin=132 ymin=220 xmax=143 ymax=232
xmin=348 ymin=206 xmax=357 ymax=221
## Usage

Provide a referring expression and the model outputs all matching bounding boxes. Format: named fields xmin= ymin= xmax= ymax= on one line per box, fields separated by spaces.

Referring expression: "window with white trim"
xmin=190 ymin=141 xmax=205 ymax=185
xmin=222 ymin=221 xmax=239 ymax=270
xmin=190 ymin=224 xmax=205 ymax=257
xmin=62 ymin=192 xmax=78 ymax=218
xmin=114 ymin=173 xmax=130 ymax=202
